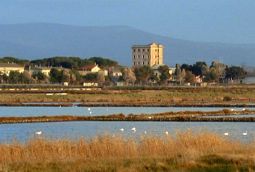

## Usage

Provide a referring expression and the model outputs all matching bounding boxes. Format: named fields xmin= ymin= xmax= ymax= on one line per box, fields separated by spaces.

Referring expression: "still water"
xmin=0 ymin=106 xmax=251 ymax=117
xmin=0 ymin=106 xmax=254 ymax=143
xmin=0 ymin=121 xmax=254 ymax=143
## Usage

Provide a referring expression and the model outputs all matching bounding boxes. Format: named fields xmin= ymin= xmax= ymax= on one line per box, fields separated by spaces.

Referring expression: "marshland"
xmin=1 ymin=87 xmax=255 ymax=171
xmin=0 ymin=132 xmax=255 ymax=171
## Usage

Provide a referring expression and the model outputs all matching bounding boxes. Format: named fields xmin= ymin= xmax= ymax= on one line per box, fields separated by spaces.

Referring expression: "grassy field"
xmin=1 ymin=86 xmax=255 ymax=106
xmin=0 ymin=131 xmax=254 ymax=172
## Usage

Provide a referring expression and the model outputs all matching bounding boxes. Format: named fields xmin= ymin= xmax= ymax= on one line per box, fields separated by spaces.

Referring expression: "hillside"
xmin=0 ymin=23 xmax=255 ymax=66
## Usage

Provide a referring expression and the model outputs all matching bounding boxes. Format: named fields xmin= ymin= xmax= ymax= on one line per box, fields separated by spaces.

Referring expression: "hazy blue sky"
xmin=1 ymin=0 xmax=255 ymax=44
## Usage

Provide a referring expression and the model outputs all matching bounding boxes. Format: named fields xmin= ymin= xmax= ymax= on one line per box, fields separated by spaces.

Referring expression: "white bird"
xmin=35 ymin=131 xmax=42 ymax=135
xmin=148 ymin=116 xmax=152 ymax=119
xmin=144 ymin=131 xmax=147 ymax=134
xmin=88 ymin=108 xmax=91 ymax=111
xmin=242 ymin=108 xmax=246 ymax=111
xmin=165 ymin=131 xmax=169 ymax=135
xmin=89 ymin=111 xmax=92 ymax=115
xmin=230 ymin=109 xmax=235 ymax=112
xmin=242 ymin=131 xmax=248 ymax=136
xmin=224 ymin=132 xmax=229 ymax=136
xmin=131 ymin=127 xmax=136 ymax=132
xmin=120 ymin=128 xmax=124 ymax=132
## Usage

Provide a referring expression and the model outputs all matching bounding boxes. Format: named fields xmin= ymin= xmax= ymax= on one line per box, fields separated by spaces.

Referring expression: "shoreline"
xmin=1 ymin=102 xmax=255 ymax=107
xmin=0 ymin=109 xmax=255 ymax=124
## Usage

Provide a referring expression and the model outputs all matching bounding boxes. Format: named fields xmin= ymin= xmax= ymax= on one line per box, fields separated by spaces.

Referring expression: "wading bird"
xmin=224 ymin=132 xmax=229 ymax=136
xmin=242 ymin=131 xmax=248 ymax=136
xmin=35 ymin=131 xmax=42 ymax=135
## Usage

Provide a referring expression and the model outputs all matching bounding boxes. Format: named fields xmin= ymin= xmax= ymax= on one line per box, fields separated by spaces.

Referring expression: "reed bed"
xmin=0 ymin=131 xmax=254 ymax=171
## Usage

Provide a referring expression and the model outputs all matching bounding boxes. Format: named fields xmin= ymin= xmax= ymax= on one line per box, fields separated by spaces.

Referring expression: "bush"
xmin=223 ymin=96 xmax=232 ymax=101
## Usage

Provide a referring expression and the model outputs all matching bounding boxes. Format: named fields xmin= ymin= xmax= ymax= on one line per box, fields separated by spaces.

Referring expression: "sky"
xmin=1 ymin=0 xmax=255 ymax=44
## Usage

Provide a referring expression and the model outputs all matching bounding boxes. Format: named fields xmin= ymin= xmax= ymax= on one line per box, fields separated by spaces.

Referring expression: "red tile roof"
xmin=80 ymin=64 xmax=97 ymax=71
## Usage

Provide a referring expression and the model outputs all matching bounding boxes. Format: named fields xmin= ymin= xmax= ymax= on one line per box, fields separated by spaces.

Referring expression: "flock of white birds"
xmin=34 ymin=107 xmax=250 ymax=137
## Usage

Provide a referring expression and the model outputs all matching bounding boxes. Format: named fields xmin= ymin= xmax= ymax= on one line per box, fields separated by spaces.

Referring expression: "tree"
xmin=83 ymin=73 xmax=98 ymax=82
xmin=175 ymin=64 xmax=182 ymax=83
xmin=225 ymin=66 xmax=246 ymax=80
xmin=97 ymin=71 xmax=105 ymax=85
xmin=0 ymin=74 xmax=8 ymax=83
xmin=8 ymin=71 xmax=21 ymax=84
xmin=8 ymin=71 xmax=33 ymax=84
xmin=191 ymin=61 xmax=208 ymax=76
xmin=69 ymin=70 xmax=82 ymax=85
xmin=181 ymin=64 xmax=192 ymax=72
xmin=185 ymin=70 xmax=195 ymax=83
xmin=21 ymin=71 xmax=34 ymax=84
xmin=123 ymin=68 xmax=136 ymax=85
xmin=204 ymin=68 xmax=218 ymax=82
xmin=30 ymin=56 xmax=118 ymax=69
xmin=49 ymin=68 xmax=69 ymax=83
xmin=89 ymin=57 xmax=118 ymax=67
xmin=180 ymin=69 xmax=186 ymax=84
xmin=134 ymin=66 xmax=153 ymax=85
xmin=0 ymin=57 xmax=29 ymax=65
xmin=32 ymin=71 xmax=46 ymax=81
xmin=158 ymin=65 xmax=170 ymax=84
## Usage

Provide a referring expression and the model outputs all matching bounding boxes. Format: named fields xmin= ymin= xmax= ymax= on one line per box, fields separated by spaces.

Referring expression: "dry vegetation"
xmin=0 ymin=131 xmax=254 ymax=171
xmin=1 ymin=86 xmax=255 ymax=106
xmin=0 ymin=109 xmax=255 ymax=124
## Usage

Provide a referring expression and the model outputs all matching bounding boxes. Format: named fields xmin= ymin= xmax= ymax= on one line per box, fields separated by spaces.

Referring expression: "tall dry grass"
xmin=0 ymin=131 xmax=254 ymax=171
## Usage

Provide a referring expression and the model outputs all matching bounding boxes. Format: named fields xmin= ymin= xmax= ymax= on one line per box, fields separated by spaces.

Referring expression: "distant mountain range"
xmin=0 ymin=23 xmax=255 ymax=66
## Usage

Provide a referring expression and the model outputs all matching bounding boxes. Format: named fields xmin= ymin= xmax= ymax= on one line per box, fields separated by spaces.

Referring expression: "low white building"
xmin=83 ymin=82 xmax=99 ymax=87
xmin=29 ymin=67 xmax=52 ymax=77
xmin=79 ymin=64 xmax=108 ymax=76
xmin=0 ymin=63 xmax=25 ymax=76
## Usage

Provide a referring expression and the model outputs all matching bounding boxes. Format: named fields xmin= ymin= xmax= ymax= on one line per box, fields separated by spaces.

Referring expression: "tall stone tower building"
xmin=132 ymin=43 xmax=164 ymax=67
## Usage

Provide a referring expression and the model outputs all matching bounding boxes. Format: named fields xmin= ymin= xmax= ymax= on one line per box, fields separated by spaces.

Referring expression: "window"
xmin=143 ymin=62 xmax=144 ymax=65
xmin=143 ymin=49 xmax=145 ymax=52
xmin=143 ymin=55 xmax=144 ymax=59
xmin=133 ymin=55 xmax=135 ymax=59
xmin=133 ymin=49 xmax=136 ymax=52
xmin=134 ymin=62 xmax=136 ymax=65
xmin=138 ymin=49 xmax=140 ymax=52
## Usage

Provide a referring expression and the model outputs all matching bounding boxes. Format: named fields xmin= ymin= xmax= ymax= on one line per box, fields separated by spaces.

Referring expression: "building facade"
xmin=0 ymin=63 xmax=24 ymax=76
xmin=29 ymin=67 xmax=52 ymax=77
xmin=132 ymin=43 xmax=164 ymax=67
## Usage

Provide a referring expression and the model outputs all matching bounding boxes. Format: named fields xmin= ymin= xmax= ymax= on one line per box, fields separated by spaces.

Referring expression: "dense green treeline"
xmin=30 ymin=56 xmax=118 ymax=69
xmin=0 ymin=56 xmax=118 ymax=69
